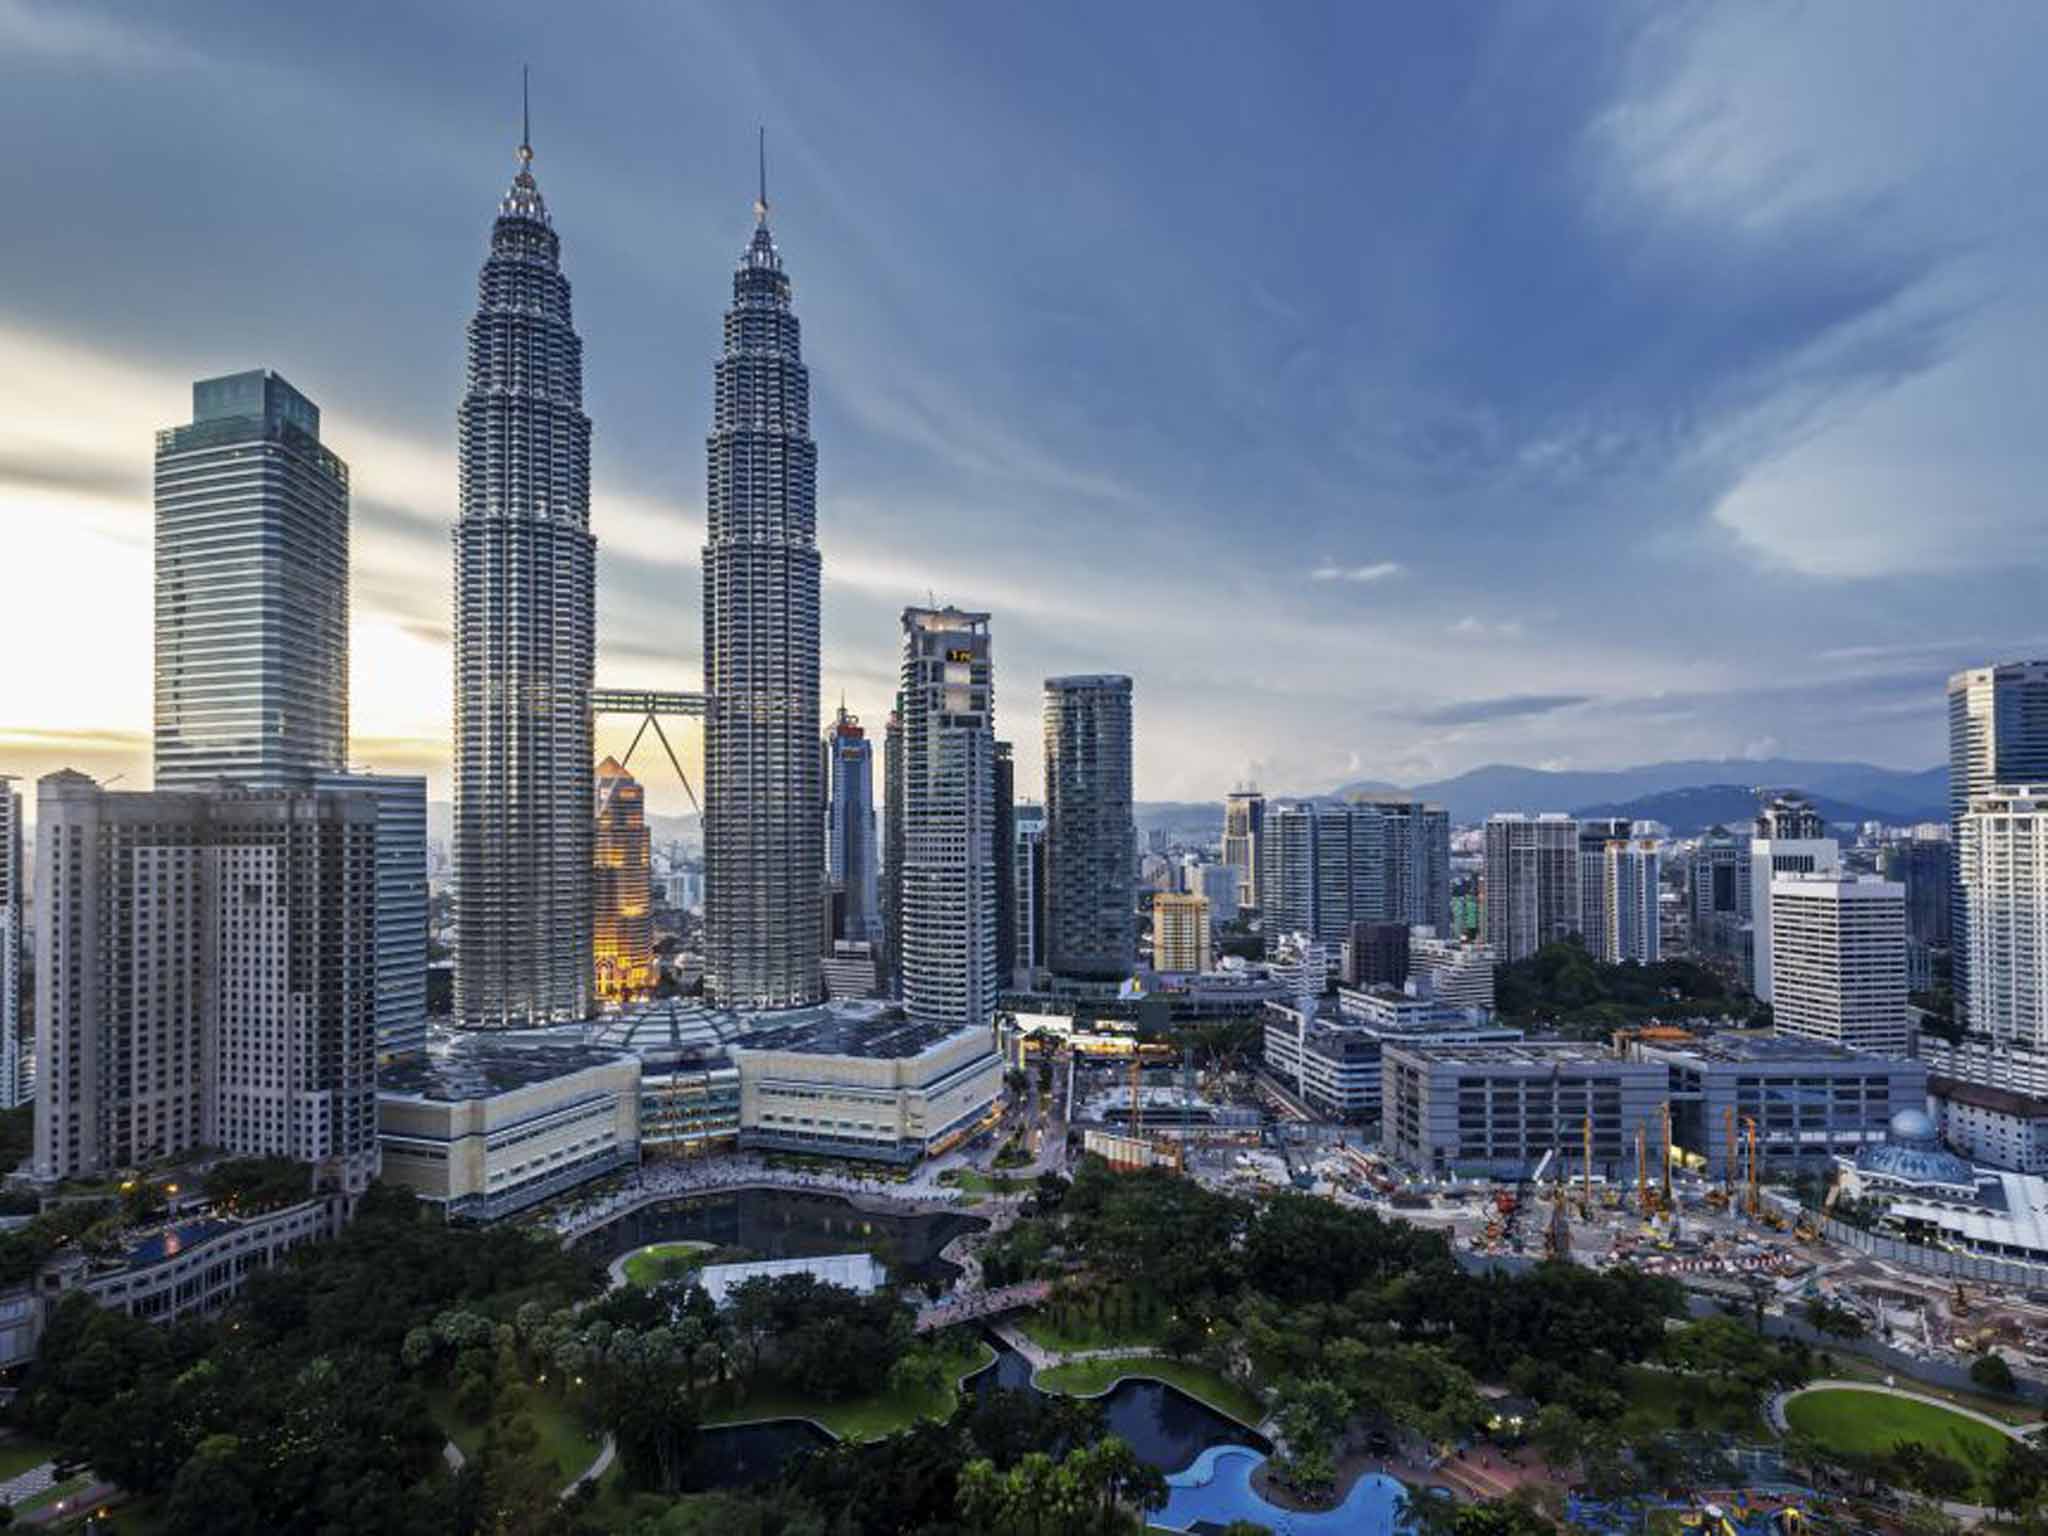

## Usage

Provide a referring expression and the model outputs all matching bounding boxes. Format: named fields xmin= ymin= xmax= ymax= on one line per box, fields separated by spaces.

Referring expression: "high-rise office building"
xmin=1949 ymin=664 xmax=2048 ymax=1015
xmin=1223 ymin=789 xmax=1265 ymax=910
xmin=993 ymin=741 xmax=1016 ymax=989
xmin=1882 ymin=833 xmax=1953 ymax=951
xmin=1189 ymin=859 xmax=1240 ymax=925
xmin=1341 ymin=920 xmax=1410 ymax=989
xmin=825 ymin=706 xmax=880 ymax=945
xmin=1482 ymin=814 xmax=1580 ymax=964
xmin=0 ymin=779 xmax=21 ymax=1107
xmin=1605 ymin=838 xmax=1662 ymax=966
xmin=1013 ymin=802 xmax=1046 ymax=982
xmin=899 ymin=609 xmax=997 ymax=1029
xmin=1043 ymin=676 xmax=1136 ymax=981
xmin=1152 ymin=892 xmax=1212 ymax=974
xmin=1749 ymin=796 xmax=1840 ymax=1003
xmin=154 ymin=370 xmax=348 ymax=790
xmin=1689 ymin=825 xmax=1752 ymax=955
xmin=451 ymin=123 xmax=596 ymax=1029
xmin=1769 ymin=873 xmax=1908 ymax=1056
xmin=593 ymin=758 xmax=654 ymax=1004
xmin=1576 ymin=817 xmax=1633 ymax=960
xmin=34 ymin=772 xmax=380 ymax=1190
xmin=702 ymin=157 xmax=823 ymax=1013
xmin=882 ymin=705 xmax=905 ymax=997
xmin=315 ymin=771 xmax=428 ymax=1059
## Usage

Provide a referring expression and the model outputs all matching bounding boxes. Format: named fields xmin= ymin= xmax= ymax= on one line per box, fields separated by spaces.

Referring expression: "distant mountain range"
xmin=1571 ymin=785 xmax=1909 ymax=837
xmin=1328 ymin=758 xmax=1947 ymax=827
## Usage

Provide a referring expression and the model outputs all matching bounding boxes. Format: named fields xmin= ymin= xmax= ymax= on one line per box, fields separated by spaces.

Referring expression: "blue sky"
xmin=2 ymin=1 xmax=2043 ymax=813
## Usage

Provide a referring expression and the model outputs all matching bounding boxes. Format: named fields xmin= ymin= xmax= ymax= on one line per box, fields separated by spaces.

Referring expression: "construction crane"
xmin=1743 ymin=1114 xmax=1761 ymax=1217
xmin=1723 ymin=1105 xmax=1738 ymax=1201
xmin=1581 ymin=1115 xmax=1594 ymax=1217
xmin=1660 ymin=1101 xmax=1674 ymax=1211
xmin=1637 ymin=1122 xmax=1652 ymax=1216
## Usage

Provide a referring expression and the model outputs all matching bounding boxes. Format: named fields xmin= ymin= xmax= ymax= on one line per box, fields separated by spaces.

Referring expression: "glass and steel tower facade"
xmin=451 ymin=131 xmax=596 ymax=1028
xmin=702 ymin=173 xmax=823 ymax=1010
xmin=1043 ymin=675 xmax=1136 ymax=981
xmin=825 ymin=706 xmax=880 ymax=945
xmin=154 ymin=370 xmax=348 ymax=790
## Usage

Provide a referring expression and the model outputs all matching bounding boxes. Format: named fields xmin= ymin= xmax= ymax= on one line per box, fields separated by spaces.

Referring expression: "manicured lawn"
xmin=1618 ymin=1366 xmax=1765 ymax=1438
xmin=1034 ymin=1355 xmax=1266 ymax=1428
xmin=1014 ymin=1293 xmax=1169 ymax=1354
xmin=703 ymin=1339 xmax=994 ymax=1442
xmin=0 ymin=1434 xmax=59 ymax=1480
xmin=938 ymin=1169 xmax=1030 ymax=1196
xmin=1824 ymin=1352 xmax=2040 ymax=1426
xmin=431 ymin=1386 xmax=604 ymax=1486
xmin=622 ymin=1240 xmax=714 ymax=1288
xmin=1784 ymin=1388 xmax=2010 ymax=1491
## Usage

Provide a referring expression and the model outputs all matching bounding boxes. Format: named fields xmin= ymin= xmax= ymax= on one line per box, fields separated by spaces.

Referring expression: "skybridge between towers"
xmin=593 ymin=687 xmax=706 ymax=815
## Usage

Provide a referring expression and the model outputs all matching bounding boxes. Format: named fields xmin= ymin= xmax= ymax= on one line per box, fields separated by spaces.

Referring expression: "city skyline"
xmin=5 ymin=5 xmax=2046 ymax=812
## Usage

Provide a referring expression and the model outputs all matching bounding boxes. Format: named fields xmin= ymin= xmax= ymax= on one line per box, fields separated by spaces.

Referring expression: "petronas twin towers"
xmin=453 ymin=118 xmax=821 ymax=1027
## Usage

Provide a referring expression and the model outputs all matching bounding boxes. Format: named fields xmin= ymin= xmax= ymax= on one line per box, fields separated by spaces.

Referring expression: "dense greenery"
xmin=203 ymin=1156 xmax=313 ymax=1213
xmin=1493 ymin=939 xmax=1759 ymax=1032
xmin=9 ymin=1184 xmax=600 ymax=1534
xmin=0 ymin=1195 xmax=121 ymax=1285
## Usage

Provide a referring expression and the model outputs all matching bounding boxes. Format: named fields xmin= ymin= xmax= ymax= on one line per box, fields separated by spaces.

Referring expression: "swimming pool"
xmin=1155 ymin=1445 xmax=1409 ymax=1535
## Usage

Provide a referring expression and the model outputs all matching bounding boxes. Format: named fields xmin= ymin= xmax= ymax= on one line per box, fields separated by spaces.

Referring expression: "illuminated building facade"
xmin=594 ymin=757 xmax=654 ymax=1003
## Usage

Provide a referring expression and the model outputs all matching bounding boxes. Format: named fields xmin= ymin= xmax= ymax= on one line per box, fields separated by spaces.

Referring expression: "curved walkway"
xmin=552 ymin=1164 xmax=977 ymax=1244
xmin=1767 ymin=1378 xmax=2038 ymax=1440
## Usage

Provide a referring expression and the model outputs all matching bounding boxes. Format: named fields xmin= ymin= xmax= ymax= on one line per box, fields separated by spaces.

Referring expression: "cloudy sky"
xmin=2 ymin=1 xmax=2042 ymax=815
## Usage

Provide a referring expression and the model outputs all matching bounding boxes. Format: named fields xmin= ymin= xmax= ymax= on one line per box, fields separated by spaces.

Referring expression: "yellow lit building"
xmin=1151 ymin=891 xmax=1211 ymax=974
xmin=594 ymin=757 xmax=654 ymax=1002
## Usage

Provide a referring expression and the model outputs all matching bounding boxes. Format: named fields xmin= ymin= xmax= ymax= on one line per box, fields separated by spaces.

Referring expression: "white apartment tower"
xmin=1954 ymin=786 xmax=2048 ymax=1082
xmin=34 ymin=772 xmax=380 ymax=1191
xmin=898 ymin=609 xmax=998 ymax=1030
xmin=1769 ymin=873 xmax=1908 ymax=1056
xmin=1605 ymin=839 xmax=1662 ymax=966
xmin=1483 ymin=814 xmax=1580 ymax=964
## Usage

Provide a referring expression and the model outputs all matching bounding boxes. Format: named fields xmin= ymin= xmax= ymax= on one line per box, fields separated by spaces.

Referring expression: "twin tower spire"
xmin=452 ymin=76 xmax=821 ymax=1028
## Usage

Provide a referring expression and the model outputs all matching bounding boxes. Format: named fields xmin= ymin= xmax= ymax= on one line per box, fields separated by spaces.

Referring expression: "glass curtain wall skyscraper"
xmin=1043 ymin=675 xmax=1136 ymax=981
xmin=154 ymin=370 xmax=348 ymax=790
xmin=702 ymin=156 xmax=824 ymax=1012
xmin=825 ymin=706 xmax=880 ymax=945
xmin=451 ymin=125 xmax=596 ymax=1028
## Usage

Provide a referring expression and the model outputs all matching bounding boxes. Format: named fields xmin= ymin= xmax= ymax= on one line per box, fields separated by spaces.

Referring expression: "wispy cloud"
xmin=1310 ymin=560 xmax=1402 ymax=584
xmin=1414 ymin=694 xmax=1593 ymax=727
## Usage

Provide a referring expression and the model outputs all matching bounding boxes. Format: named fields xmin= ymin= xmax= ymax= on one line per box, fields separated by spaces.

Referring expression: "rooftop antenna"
xmin=754 ymin=125 xmax=769 ymax=224
xmin=519 ymin=65 xmax=532 ymax=165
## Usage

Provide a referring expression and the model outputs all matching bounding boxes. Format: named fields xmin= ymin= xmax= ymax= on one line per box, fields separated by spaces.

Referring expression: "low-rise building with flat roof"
xmin=1382 ymin=1040 xmax=1664 ymax=1180
xmin=727 ymin=1003 xmax=1002 ymax=1165
xmin=378 ymin=1042 xmax=641 ymax=1221
xmin=1929 ymin=1075 xmax=2048 ymax=1174
xmin=1628 ymin=1031 xmax=1926 ymax=1179
xmin=1266 ymin=997 xmax=1520 ymax=1121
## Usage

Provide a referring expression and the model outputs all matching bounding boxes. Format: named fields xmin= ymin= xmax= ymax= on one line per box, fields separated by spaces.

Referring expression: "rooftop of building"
xmin=727 ymin=1002 xmax=976 ymax=1060
xmin=1383 ymin=1039 xmax=1628 ymax=1068
xmin=1930 ymin=1074 xmax=2048 ymax=1119
xmin=1640 ymin=1031 xmax=1880 ymax=1065
xmin=380 ymin=1040 xmax=631 ymax=1102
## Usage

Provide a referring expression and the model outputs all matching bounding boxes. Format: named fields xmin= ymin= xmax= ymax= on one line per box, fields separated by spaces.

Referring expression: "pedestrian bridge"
xmin=915 ymin=1281 xmax=1050 ymax=1333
